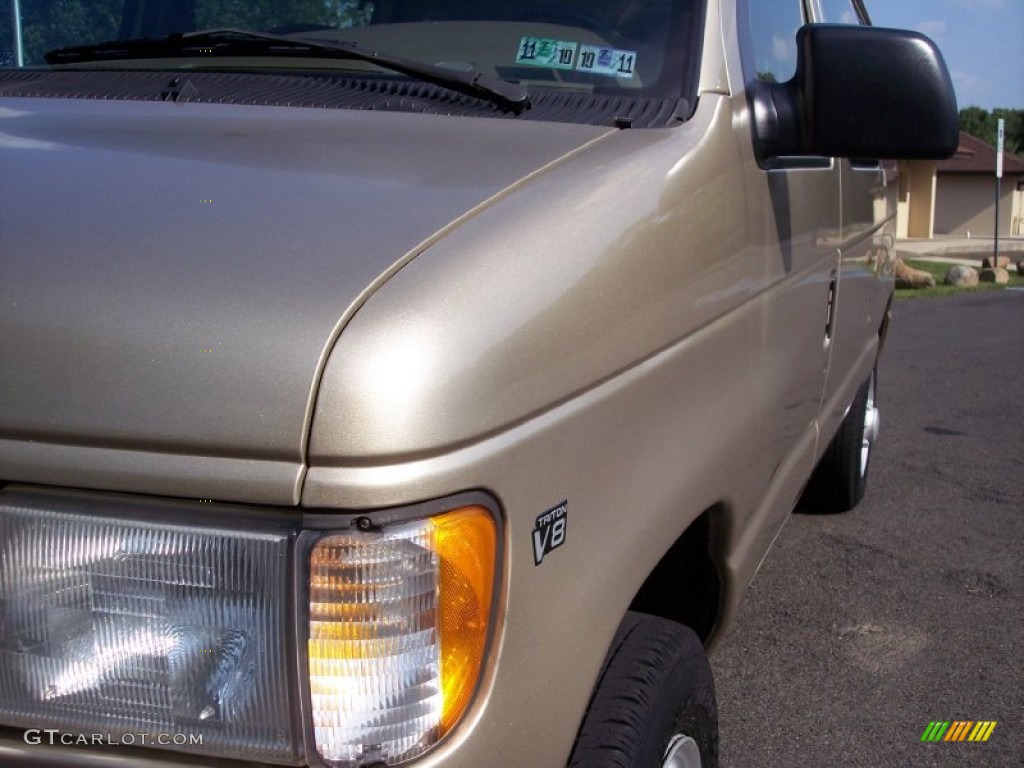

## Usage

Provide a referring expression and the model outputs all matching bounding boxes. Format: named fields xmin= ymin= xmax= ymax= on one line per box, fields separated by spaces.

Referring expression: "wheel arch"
xmin=628 ymin=505 xmax=727 ymax=646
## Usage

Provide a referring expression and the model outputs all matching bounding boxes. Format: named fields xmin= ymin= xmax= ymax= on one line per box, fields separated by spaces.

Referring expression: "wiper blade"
xmin=45 ymin=28 xmax=531 ymax=114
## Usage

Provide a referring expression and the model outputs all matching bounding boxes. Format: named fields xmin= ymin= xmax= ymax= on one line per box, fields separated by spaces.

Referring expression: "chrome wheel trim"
xmin=663 ymin=734 xmax=702 ymax=768
xmin=861 ymin=371 xmax=879 ymax=477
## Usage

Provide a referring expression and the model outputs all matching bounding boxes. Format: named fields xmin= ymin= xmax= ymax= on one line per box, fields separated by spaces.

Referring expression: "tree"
xmin=2 ymin=0 xmax=376 ymax=66
xmin=959 ymin=107 xmax=1024 ymax=156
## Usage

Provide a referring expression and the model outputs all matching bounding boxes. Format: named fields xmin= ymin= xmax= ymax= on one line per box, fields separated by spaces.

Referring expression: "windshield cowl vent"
xmin=0 ymin=69 xmax=689 ymax=128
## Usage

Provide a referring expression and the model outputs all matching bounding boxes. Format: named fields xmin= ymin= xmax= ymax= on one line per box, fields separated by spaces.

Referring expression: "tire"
xmin=801 ymin=367 xmax=879 ymax=512
xmin=568 ymin=612 xmax=718 ymax=768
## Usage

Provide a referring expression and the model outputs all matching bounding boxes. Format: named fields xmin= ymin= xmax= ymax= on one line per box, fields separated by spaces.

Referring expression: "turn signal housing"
xmin=306 ymin=505 xmax=497 ymax=767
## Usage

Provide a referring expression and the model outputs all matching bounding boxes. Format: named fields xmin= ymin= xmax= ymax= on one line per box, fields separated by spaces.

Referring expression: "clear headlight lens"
xmin=0 ymin=490 xmax=498 ymax=767
xmin=307 ymin=506 xmax=496 ymax=767
xmin=0 ymin=489 xmax=300 ymax=764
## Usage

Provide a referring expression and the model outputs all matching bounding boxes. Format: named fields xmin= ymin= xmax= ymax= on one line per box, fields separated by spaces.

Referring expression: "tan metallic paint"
xmin=0 ymin=102 xmax=611 ymax=504
xmin=0 ymin=0 xmax=899 ymax=765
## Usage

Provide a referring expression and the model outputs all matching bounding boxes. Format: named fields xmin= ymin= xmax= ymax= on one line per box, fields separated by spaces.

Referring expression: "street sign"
xmin=996 ymin=118 xmax=1004 ymax=179
xmin=993 ymin=119 xmax=1004 ymax=261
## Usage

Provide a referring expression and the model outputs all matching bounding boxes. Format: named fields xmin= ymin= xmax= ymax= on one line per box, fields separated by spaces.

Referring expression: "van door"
xmin=736 ymin=0 xmax=840 ymax=560
xmin=818 ymin=158 xmax=890 ymax=441
xmin=814 ymin=0 xmax=892 ymax=442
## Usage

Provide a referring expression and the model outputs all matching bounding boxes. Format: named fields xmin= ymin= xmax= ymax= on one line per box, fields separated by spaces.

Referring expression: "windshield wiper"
xmin=44 ymin=28 xmax=531 ymax=114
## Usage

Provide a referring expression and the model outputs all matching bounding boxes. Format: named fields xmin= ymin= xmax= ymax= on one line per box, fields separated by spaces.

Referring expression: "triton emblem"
xmin=532 ymin=500 xmax=567 ymax=565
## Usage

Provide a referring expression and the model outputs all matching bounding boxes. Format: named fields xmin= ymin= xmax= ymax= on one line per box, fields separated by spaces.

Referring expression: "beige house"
xmin=894 ymin=132 xmax=1024 ymax=239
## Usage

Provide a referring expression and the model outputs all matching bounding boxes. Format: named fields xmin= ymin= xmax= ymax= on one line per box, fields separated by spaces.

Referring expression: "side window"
xmin=747 ymin=0 xmax=806 ymax=83
xmin=817 ymin=0 xmax=865 ymax=24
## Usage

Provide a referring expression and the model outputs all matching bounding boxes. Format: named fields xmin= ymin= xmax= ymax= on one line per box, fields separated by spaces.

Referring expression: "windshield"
xmin=1 ymin=0 xmax=704 ymax=124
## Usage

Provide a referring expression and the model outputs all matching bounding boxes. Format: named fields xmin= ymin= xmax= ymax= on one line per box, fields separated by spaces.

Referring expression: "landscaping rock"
xmin=978 ymin=267 xmax=1010 ymax=284
xmin=894 ymin=259 xmax=935 ymax=289
xmin=944 ymin=264 xmax=979 ymax=287
xmin=982 ymin=255 xmax=1011 ymax=269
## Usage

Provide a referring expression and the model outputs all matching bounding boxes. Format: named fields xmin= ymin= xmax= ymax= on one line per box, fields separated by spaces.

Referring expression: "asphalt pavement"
xmin=712 ymin=289 xmax=1023 ymax=767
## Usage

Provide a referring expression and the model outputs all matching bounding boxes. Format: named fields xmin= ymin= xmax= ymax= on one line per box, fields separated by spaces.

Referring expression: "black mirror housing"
xmin=753 ymin=25 xmax=959 ymax=163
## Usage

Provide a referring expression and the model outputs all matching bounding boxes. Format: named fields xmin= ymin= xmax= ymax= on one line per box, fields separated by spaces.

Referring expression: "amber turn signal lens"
xmin=432 ymin=507 xmax=496 ymax=732
xmin=308 ymin=505 xmax=496 ymax=767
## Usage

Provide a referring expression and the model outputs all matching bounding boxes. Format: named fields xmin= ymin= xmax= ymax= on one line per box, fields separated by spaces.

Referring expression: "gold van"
xmin=0 ymin=1 xmax=957 ymax=766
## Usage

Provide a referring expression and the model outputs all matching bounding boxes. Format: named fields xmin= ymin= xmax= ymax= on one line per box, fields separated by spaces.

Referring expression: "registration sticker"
xmin=516 ymin=37 xmax=578 ymax=70
xmin=576 ymin=44 xmax=638 ymax=79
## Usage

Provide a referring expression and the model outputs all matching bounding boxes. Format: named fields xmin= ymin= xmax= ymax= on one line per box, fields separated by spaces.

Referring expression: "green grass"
xmin=894 ymin=259 xmax=1024 ymax=300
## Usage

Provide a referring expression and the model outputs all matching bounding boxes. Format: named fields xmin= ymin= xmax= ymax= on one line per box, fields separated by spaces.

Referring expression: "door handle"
xmin=824 ymin=270 xmax=838 ymax=349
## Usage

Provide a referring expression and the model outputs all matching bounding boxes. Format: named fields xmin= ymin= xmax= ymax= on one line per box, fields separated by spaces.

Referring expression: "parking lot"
xmin=713 ymin=289 xmax=1023 ymax=767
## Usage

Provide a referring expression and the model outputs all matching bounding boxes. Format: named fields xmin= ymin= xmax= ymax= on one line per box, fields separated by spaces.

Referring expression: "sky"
xmin=868 ymin=0 xmax=1024 ymax=111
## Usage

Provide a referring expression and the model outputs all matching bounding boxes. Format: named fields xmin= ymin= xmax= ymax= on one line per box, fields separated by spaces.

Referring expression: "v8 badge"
xmin=532 ymin=500 xmax=567 ymax=565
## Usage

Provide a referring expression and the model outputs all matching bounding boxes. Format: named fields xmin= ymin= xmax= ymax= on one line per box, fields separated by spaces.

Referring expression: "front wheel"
xmin=568 ymin=612 xmax=718 ymax=768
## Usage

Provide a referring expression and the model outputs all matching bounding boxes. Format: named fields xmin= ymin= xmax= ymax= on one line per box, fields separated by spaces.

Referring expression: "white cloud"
xmin=771 ymin=35 xmax=795 ymax=66
xmin=952 ymin=0 xmax=1006 ymax=8
xmin=915 ymin=19 xmax=948 ymax=40
xmin=951 ymin=69 xmax=992 ymax=108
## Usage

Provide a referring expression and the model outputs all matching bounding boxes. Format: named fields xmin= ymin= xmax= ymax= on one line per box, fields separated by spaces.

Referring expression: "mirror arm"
xmin=751 ymin=79 xmax=803 ymax=163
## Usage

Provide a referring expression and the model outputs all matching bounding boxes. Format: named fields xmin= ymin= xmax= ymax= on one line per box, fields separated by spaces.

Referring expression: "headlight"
xmin=0 ymin=488 xmax=499 ymax=767
xmin=0 ymin=488 xmax=301 ymax=763
xmin=305 ymin=505 xmax=497 ymax=767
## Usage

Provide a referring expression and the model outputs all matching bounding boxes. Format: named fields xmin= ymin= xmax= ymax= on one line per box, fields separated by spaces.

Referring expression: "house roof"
xmin=937 ymin=131 xmax=1024 ymax=175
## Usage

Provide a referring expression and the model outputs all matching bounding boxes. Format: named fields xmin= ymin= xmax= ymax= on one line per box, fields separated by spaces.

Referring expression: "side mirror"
xmin=752 ymin=25 xmax=959 ymax=163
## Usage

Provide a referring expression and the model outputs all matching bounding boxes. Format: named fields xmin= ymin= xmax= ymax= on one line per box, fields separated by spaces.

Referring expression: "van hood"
xmin=0 ymin=99 xmax=611 ymax=504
